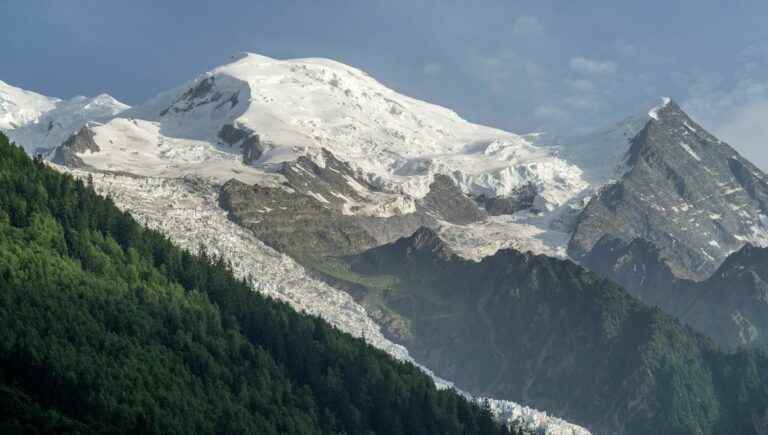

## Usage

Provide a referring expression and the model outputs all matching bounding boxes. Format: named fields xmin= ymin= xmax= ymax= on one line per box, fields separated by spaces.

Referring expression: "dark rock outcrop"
xmin=160 ymin=76 xmax=241 ymax=116
xmin=52 ymin=126 xmax=100 ymax=168
xmin=220 ymin=180 xmax=377 ymax=259
xmin=218 ymin=124 xmax=264 ymax=164
xmin=476 ymin=182 xmax=538 ymax=215
xmin=419 ymin=174 xmax=486 ymax=224
xmin=277 ymin=148 xmax=375 ymax=211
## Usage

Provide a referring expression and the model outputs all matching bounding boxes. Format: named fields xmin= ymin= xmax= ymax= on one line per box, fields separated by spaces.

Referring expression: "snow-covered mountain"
xmin=0 ymin=79 xmax=59 ymax=130
xmin=0 ymin=56 xmax=592 ymax=434
xmin=0 ymin=79 xmax=128 ymax=154
xmin=49 ymin=52 xmax=587 ymax=210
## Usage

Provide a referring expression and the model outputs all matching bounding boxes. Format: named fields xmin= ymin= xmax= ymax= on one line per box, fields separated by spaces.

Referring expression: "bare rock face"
xmin=476 ymin=182 xmax=538 ymax=215
xmin=570 ymin=100 xmax=768 ymax=281
xmin=52 ymin=126 xmax=100 ymax=167
xmin=277 ymin=148 xmax=375 ymax=211
xmin=217 ymin=124 xmax=263 ymax=164
xmin=420 ymin=174 xmax=486 ymax=224
xmin=219 ymin=180 xmax=379 ymax=259
xmin=160 ymin=76 xmax=240 ymax=116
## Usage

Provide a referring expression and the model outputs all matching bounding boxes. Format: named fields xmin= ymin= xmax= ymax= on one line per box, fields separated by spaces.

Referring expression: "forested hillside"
xmin=333 ymin=227 xmax=768 ymax=435
xmin=0 ymin=133 xmax=511 ymax=435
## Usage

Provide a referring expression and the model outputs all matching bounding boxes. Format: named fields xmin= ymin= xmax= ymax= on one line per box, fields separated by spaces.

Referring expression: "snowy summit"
xmin=34 ymin=52 xmax=587 ymax=211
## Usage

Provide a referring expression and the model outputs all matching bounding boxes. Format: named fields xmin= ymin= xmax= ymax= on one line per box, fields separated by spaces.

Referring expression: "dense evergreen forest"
xmin=0 ymin=133 xmax=511 ymax=434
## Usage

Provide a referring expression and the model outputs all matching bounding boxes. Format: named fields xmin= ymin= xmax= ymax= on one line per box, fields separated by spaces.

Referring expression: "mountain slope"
xmin=334 ymin=227 xmax=768 ymax=435
xmin=0 ymin=132 xmax=517 ymax=434
xmin=584 ymin=238 xmax=768 ymax=351
xmin=13 ymin=94 xmax=128 ymax=155
xmin=683 ymin=244 xmax=768 ymax=349
xmin=570 ymin=99 xmax=768 ymax=281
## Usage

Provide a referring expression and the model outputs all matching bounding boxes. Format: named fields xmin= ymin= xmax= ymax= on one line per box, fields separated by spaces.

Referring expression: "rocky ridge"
xmin=570 ymin=99 xmax=768 ymax=281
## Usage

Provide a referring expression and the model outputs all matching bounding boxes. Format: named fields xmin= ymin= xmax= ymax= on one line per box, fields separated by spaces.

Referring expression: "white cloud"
xmin=422 ymin=62 xmax=443 ymax=76
xmin=570 ymin=56 xmax=618 ymax=75
xmin=512 ymin=16 xmax=544 ymax=34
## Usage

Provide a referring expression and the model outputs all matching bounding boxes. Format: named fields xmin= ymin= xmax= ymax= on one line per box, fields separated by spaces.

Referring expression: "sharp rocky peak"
xmin=400 ymin=227 xmax=452 ymax=255
xmin=571 ymin=93 xmax=768 ymax=283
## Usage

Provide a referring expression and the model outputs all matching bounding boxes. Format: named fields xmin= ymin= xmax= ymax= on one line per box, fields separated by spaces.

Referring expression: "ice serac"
xmin=569 ymin=98 xmax=768 ymax=281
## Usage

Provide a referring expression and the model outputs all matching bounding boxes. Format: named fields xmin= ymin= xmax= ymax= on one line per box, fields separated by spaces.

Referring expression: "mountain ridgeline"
xmin=0 ymin=133 xmax=511 ymax=434
xmin=325 ymin=227 xmax=768 ymax=435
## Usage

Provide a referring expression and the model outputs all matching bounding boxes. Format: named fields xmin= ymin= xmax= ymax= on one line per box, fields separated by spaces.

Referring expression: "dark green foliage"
xmin=0 ymin=133 xmax=509 ymax=435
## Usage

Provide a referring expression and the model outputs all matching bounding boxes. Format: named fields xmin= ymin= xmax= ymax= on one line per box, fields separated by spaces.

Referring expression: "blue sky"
xmin=4 ymin=0 xmax=768 ymax=166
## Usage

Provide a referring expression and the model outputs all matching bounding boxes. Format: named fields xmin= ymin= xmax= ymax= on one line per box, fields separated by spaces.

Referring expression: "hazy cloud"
xmin=422 ymin=62 xmax=443 ymax=76
xmin=512 ymin=16 xmax=544 ymax=34
xmin=570 ymin=56 xmax=618 ymax=75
